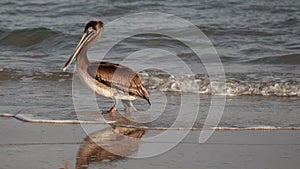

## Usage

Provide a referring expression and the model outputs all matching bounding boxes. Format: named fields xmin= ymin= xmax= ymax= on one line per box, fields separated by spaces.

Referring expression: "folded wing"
xmin=88 ymin=62 xmax=150 ymax=104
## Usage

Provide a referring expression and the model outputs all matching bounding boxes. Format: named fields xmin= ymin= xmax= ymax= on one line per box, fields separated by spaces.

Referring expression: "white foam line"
xmin=0 ymin=113 xmax=15 ymax=117
xmin=0 ymin=113 xmax=116 ymax=124
xmin=12 ymin=114 xmax=115 ymax=124
xmin=210 ymin=126 xmax=300 ymax=131
xmin=1 ymin=113 xmax=299 ymax=130
xmin=113 ymin=125 xmax=300 ymax=131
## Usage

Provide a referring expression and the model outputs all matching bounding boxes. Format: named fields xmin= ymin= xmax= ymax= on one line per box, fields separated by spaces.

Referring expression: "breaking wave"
xmin=1 ymin=68 xmax=299 ymax=97
xmin=141 ymin=72 xmax=300 ymax=97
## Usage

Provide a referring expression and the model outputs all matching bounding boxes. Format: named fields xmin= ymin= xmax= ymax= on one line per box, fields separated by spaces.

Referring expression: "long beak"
xmin=63 ymin=32 xmax=94 ymax=71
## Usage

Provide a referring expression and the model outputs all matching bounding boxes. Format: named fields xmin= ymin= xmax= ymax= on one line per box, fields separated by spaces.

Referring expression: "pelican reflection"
xmin=76 ymin=117 xmax=147 ymax=169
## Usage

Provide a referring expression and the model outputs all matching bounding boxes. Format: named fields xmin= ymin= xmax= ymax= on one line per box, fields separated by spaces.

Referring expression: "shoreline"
xmin=1 ymin=113 xmax=300 ymax=131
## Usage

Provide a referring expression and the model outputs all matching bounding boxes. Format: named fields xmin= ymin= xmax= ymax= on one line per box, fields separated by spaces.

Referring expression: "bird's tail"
xmin=140 ymin=85 xmax=151 ymax=105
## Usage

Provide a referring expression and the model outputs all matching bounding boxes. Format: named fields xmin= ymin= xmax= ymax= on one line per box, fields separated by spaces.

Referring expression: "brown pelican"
xmin=63 ymin=21 xmax=150 ymax=114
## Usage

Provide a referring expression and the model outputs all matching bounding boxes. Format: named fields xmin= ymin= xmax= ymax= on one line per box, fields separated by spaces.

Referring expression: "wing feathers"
xmin=88 ymin=62 xmax=150 ymax=104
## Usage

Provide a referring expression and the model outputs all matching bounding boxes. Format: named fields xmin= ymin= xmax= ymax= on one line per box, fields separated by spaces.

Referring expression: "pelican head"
xmin=63 ymin=21 xmax=104 ymax=71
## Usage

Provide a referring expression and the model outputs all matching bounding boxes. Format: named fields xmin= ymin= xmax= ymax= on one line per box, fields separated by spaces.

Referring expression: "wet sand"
xmin=0 ymin=117 xmax=299 ymax=169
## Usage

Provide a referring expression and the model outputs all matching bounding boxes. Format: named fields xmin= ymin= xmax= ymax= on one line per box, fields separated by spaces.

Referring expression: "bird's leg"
xmin=109 ymin=98 xmax=119 ymax=115
xmin=109 ymin=106 xmax=116 ymax=113
xmin=122 ymin=100 xmax=137 ymax=114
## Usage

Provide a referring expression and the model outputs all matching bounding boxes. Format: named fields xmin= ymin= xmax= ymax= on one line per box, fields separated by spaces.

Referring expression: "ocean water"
xmin=0 ymin=0 xmax=299 ymax=129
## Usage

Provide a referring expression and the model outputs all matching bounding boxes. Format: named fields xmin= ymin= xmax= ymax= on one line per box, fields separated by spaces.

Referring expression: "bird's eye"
xmin=88 ymin=27 xmax=93 ymax=32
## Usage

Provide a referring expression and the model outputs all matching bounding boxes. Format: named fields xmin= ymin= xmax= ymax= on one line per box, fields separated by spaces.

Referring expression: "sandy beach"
xmin=0 ymin=117 xmax=299 ymax=169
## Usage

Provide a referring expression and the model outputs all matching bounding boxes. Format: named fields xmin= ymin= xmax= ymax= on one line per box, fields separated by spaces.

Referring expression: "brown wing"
xmin=88 ymin=62 xmax=150 ymax=104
